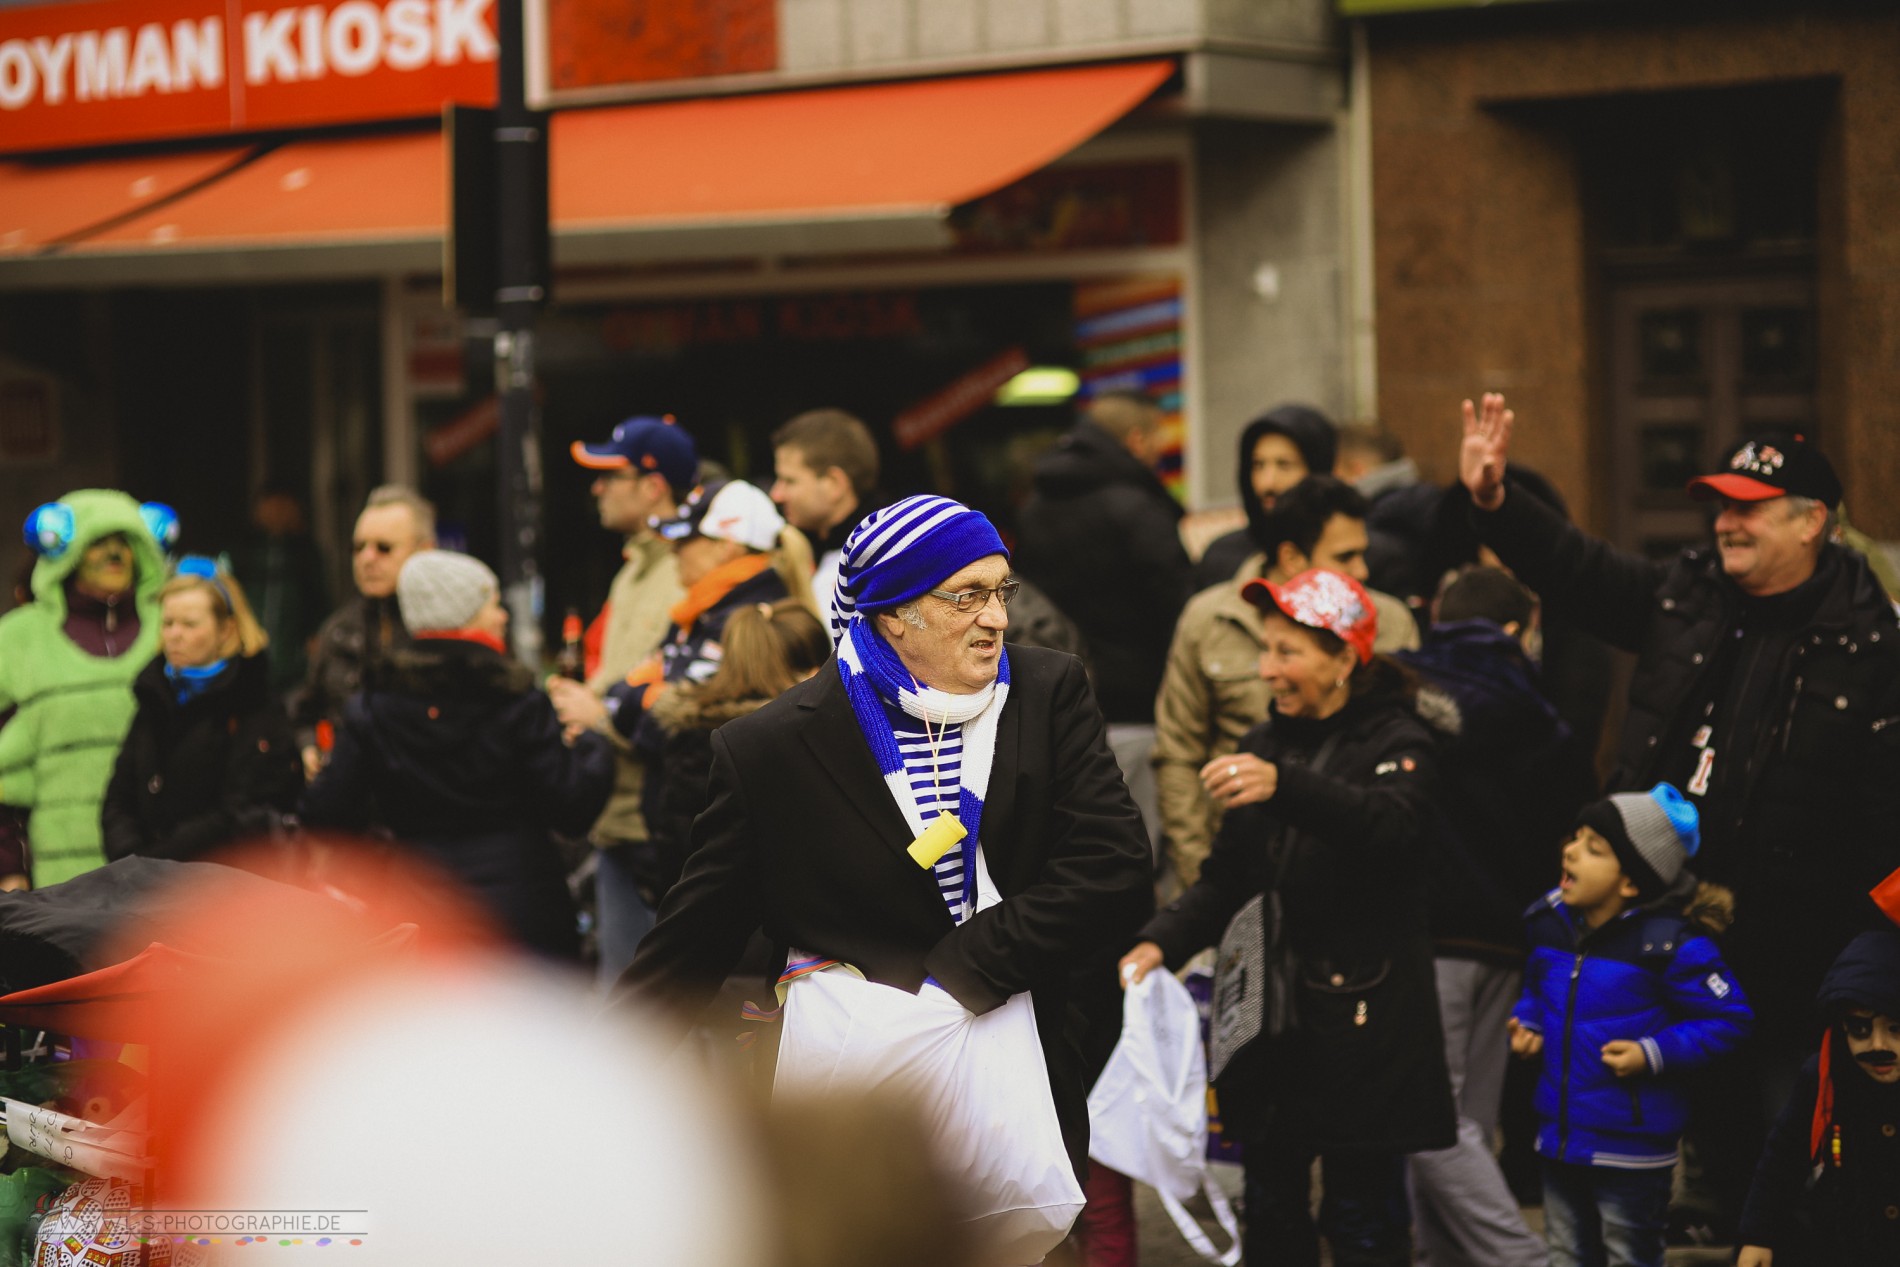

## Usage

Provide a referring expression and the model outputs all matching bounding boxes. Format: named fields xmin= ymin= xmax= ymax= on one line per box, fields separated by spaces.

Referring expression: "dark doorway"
xmin=1580 ymin=79 xmax=1829 ymax=554
xmin=1605 ymin=272 xmax=1815 ymax=556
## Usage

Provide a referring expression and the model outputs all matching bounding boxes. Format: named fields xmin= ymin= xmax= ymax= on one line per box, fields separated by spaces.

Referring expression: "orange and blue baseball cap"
xmin=571 ymin=415 xmax=698 ymax=490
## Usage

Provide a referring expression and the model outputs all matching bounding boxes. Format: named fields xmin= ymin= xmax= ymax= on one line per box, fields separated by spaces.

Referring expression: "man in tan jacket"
xmin=1153 ymin=475 xmax=1418 ymax=888
xmin=548 ymin=416 xmax=696 ymax=989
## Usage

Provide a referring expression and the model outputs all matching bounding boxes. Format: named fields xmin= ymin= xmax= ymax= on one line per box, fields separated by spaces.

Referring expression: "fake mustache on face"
xmin=1855 ymin=1048 xmax=1899 ymax=1067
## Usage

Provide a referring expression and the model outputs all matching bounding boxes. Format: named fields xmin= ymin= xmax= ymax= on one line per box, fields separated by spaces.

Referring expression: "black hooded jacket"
xmin=1192 ymin=404 xmax=1338 ymax=591
xmin=1740 ymin=928 xmax=1900 ymax=1263
xmin=102 ymin=653 xmax=302 ymax=863
xmin=1402 ymin=620 xmax=1597 ymax=959
xmin=1014 ymin=419 xmax=1190 ymax=723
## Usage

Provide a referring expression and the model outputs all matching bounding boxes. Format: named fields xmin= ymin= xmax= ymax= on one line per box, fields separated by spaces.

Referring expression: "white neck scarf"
xmin=835 ymin=618 xmax=1008 ymax=853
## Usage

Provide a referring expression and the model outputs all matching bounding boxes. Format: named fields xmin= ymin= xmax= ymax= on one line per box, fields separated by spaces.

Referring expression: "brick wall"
xmin=1366 ymin=6 xmax=1900 ymax=536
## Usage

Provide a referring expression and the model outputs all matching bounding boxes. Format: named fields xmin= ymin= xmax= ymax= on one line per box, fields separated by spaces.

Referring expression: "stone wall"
xmin=1190 ymin=119 xmax=1346 ymax=508
xmin=776 ymin=0 xmax=1328 ymax=75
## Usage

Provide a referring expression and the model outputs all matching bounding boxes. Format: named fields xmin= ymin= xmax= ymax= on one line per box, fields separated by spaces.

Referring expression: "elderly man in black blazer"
xmin=615 ymin=494 xmax=1152 ymax=1181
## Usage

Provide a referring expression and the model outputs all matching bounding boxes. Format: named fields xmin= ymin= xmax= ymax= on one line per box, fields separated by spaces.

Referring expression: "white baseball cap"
xmin=653 ymin=479 xmax=785 ymax=551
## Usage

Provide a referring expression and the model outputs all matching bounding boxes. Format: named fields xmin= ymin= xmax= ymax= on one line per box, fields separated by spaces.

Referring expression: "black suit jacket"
xmin=617 ymin=644 xmax=1152 ymax=1170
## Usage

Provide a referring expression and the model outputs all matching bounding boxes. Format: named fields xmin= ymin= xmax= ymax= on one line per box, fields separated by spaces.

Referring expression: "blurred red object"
xmin=0 ymin=837 xmax=505 ymax=1199
xmin=1874 ymin=865 xmax=1900 ymax=928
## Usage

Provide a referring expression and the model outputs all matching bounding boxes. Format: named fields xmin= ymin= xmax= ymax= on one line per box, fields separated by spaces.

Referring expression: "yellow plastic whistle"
xmin=906 ymin=812 xmax=967 ymax=868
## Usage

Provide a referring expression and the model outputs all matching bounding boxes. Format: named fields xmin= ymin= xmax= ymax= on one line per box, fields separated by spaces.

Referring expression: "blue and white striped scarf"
xmin=836 ymin=619 xmax=1009 ymax=922
xmin=827 ymin=495 xmax=1013 ymax=922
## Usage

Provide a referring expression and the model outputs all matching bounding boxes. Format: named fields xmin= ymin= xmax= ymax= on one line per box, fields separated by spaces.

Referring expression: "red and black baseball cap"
xmin=1688 ymin=432 xmax=1842 ymax=509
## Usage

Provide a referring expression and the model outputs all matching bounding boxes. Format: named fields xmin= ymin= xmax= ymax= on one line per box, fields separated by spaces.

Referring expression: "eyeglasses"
xmin=926 ymin=580 xmax=1021 ymax=613
xmin=353 ymin=539 xmax=398 ymax=555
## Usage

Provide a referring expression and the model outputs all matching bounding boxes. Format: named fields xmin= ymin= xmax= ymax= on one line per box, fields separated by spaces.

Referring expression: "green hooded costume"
xmin=0 ymin=490 xmax=167 ymax=886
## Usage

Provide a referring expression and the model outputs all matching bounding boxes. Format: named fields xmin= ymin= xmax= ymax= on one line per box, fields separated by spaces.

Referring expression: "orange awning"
xmin=0 ymin=60 xmax=1173 ymax=286
xmin=552 ymin=59 xmax=1176 ymax=259
xmin=90 ymin=133 xmax=445 ymax=252
xmin=0 ymin=147 xmax=254 ymax=255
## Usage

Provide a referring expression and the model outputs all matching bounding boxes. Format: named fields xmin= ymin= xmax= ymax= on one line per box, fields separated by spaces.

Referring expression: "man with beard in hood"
xmin=0 ymin=491 xmax=172 ymax=887
xmin=1738 ymin=869 xmax=1900 ymax=1266
xmin=1190 ymin=403 xmax=1338 ymax=591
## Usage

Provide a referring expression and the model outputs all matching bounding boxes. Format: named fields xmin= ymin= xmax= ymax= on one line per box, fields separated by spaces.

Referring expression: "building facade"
xmin=0 ymin=0 xmax=1365 ymax=625
xmin=1351 ymin=0 xmax=1900 ymax=548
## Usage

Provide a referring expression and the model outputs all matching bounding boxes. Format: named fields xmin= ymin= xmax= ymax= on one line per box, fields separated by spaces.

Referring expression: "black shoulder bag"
xmin=1208 ymin=731 xmax=1342 ymax=1081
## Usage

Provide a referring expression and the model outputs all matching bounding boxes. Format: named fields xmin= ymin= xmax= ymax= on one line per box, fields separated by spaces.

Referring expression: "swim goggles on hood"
xmin=23 ymin=500 xmax=180 ymax=560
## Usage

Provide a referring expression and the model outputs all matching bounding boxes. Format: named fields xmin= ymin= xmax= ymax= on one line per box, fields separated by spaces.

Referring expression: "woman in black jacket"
xmin=301 ymin=550 xmax=612 ymax=958
xmin=103 ymin=558 xmax=301 ymax=864
xmin=1121 ymin=568 xmax=1455 ymax=1267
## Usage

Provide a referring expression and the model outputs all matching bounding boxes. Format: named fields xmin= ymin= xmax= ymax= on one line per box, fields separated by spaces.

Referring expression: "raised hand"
xmin=1459 ymin=392 xmax=1515 ymax=511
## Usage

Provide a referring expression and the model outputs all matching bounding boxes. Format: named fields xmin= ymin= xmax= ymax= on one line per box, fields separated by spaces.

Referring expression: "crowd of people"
xmin=1 ymin=389 xmax=1898 ymax=1267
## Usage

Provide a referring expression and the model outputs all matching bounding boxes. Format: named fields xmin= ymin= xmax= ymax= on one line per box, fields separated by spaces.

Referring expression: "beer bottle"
xmin=556 ymin=608 xmax=586 ymax=681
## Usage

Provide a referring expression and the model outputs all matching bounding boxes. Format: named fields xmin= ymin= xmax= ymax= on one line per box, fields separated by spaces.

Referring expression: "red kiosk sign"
xmin=0 ymin=0 xmax=499 ymax=153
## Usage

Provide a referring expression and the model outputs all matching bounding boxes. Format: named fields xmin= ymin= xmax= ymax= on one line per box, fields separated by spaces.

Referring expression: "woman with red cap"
xmin=1121 ymin=568 xmax=1455 ymax=1267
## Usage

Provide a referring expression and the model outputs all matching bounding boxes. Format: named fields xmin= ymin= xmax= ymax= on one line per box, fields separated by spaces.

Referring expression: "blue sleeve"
xmin=1638 ymin=935 xmax=1754 ymax=1075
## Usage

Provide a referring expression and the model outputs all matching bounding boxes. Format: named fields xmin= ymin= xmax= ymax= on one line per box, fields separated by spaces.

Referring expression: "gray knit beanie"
xmin=396 ymin=550 xmax=498 ymax=633
xmin=1578 ymin=782 xmax=1701 ymax=899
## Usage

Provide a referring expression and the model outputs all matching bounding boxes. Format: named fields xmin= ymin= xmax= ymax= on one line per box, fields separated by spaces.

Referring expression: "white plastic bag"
xmin=1086 ymin=971 xmax=1241 ymax=1264
xmin=774 ymin=849 xmax=1085 ymax=1265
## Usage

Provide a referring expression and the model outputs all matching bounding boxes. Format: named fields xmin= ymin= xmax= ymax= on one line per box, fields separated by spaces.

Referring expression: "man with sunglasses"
xmin=616 ymin=496 xmax=1152 ymax=1229
xmin=294 ymin=485 xmax=435 ymax=777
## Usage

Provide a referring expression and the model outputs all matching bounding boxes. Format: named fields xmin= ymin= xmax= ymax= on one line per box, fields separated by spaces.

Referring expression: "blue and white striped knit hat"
xmin=827 ymin=494 xmax=1009 ymax=647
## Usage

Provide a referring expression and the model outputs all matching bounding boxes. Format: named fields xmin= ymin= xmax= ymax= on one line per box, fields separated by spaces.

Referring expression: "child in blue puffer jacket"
xmin=1508 ymin=783 xmax=1754 ymax=1267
